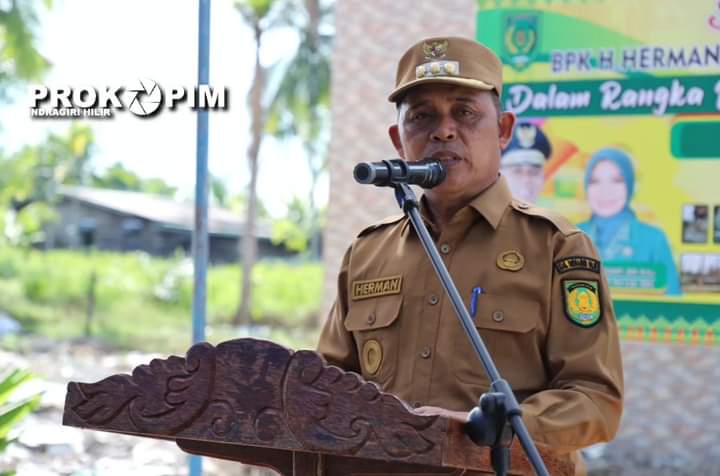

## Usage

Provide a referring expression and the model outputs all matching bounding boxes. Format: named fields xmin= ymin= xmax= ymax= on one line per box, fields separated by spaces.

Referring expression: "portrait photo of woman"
xmin=578 ymin=147 xmax=682 ymax=295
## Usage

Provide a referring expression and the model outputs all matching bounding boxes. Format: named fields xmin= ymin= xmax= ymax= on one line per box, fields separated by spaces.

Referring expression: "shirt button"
xmin=413 ymin=401 xmax=422 ymax=408
xmin=366 ymin=313 xmax=376 ymax=325
xmin=440 ymin=243 xmax=451 ymax=254
xmin=492 ymin=310 xmax=505 ymax=322
xmin=420 ymin=346 xmax=432 ymax=359
xmin=428 ymin=294 xmax=439 ymax=305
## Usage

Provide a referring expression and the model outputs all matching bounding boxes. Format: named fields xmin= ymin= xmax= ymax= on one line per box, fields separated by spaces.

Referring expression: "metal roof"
xmin=59 ymin=186 xmax=271 ymax=238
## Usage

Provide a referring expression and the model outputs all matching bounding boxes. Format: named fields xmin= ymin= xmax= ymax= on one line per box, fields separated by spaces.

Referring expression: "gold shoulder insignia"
xmin=555 ymin=256 xmax=601 ymax=274
xmin=511 ymin=199 xmax=579 ymax=236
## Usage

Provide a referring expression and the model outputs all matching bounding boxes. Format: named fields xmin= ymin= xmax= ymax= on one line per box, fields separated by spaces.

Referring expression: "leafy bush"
xmin=0 ymin=368 xmax=40 ymax=476
xmin=0 ymin=246 xmax=324 ymax=352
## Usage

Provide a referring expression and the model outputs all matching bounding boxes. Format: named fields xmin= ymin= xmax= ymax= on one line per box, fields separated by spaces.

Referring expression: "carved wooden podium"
xmin=63 ymin=338 xmax=573 ymax=475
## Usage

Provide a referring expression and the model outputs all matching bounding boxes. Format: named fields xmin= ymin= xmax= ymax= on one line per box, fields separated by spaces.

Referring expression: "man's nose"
xmin=431 ymin=115 xmax=457 ymax=141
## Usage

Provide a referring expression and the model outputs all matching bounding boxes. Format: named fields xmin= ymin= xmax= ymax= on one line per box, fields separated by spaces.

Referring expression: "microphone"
xmin=353 ymin=158 xmax=446 ymax=188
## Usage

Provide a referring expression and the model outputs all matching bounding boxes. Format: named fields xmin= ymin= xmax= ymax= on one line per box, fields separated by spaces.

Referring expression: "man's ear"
xmin=498 ymin=111 xmax=516 ymax=150
xmin=388 ymin=124 xmax=406 ymax=159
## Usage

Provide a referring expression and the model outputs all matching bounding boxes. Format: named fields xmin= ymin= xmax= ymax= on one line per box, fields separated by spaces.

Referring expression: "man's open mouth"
xmin=430 ymin=151 xmax=463 ymax=168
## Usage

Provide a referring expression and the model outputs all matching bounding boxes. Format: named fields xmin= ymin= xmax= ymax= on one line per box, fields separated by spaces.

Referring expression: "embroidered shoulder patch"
xmin=555 ymin=256 xmax=600 ymax=274
xmin=562 ymin=279 xmax=602 ymax=327
xmin=352 ymin=276 xmax=403 ymax=300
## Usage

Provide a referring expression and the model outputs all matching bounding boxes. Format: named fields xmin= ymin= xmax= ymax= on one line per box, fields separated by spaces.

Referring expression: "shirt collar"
xmin=466 ymin=174 xmax=513 ymax=229
xmin=401 ymin=174 xmax=513 ymax=235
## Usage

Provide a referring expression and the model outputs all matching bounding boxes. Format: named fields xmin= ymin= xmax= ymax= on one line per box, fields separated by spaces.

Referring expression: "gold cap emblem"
xmin=422 ymin=39 xmax=448 ymax=60
xmin=362 ymin=339 xmax=383 ymax=375
xmin=497 ymin=250 xmax=525 ymax=271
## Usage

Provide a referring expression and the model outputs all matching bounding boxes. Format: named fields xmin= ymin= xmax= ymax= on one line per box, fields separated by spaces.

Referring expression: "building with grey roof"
xmin=48 ymin=186 xmax=286 ymax=263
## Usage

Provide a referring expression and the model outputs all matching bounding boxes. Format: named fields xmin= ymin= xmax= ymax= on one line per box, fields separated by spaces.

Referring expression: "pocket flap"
xmin=473 ymin=294 xmax=538 ymax=333
xmin=344 ymin=295 xmax=403 ymax=331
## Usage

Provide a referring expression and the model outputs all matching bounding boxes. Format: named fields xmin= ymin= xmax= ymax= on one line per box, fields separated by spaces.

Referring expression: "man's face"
xmin=389 ymin=84 xmax=514 ymax=203
xmin=501 ymin=163 xmax=545 ymax=204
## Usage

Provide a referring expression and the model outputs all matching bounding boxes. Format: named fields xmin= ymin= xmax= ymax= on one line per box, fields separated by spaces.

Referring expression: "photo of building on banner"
xmin=478 ymin=0 xmax=720 ymax=338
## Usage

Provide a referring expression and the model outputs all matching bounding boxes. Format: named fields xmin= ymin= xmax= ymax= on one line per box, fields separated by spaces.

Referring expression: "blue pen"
xmin=470 ymin=286 xmax=483 ymax=317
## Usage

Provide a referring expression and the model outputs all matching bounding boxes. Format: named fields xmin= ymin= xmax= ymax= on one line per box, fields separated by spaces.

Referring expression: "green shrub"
xmin=0 ymin=368 xmax=41 ymax=476
xmin=0 ymin=248 xmax=21 ymax=279
xmin=0 ymin=246 xmax=324 ymax=352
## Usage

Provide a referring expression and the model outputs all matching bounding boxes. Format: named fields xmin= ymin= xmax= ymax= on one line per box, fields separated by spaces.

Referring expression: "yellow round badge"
xmin=496 ymin=250 xmax=525 ymax=271
xmin=362 ymin=339 xmax=383 ymax=375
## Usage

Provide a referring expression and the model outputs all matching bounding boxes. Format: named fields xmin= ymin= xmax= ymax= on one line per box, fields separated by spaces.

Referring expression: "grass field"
xmin=0 ymin=247 xmax=324 ymax=353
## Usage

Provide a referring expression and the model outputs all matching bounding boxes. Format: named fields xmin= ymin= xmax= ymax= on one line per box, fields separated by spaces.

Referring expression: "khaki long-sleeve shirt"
xmin=317 ymin=176 xmax=623 ymax=472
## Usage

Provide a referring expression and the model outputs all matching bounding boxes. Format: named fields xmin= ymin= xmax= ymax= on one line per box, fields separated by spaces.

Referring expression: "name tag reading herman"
xmin=352 ymin=276 xmax=403 ymax=300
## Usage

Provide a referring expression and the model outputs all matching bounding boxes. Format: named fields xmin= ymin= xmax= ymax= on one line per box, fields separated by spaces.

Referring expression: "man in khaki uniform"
xmin=317 ymin=36 xmax=623 ymax=475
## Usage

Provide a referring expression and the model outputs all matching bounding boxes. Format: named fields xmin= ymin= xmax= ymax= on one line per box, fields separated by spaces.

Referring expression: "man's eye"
xmin=410 ymin=112 xmax=430 ymax=121
xmin=459 ymin=109 xmax=475 ymax=117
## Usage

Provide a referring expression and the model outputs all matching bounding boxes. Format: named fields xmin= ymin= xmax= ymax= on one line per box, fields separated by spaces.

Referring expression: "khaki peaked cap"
xmin=389 ymin=36 xmax=504 ymax=102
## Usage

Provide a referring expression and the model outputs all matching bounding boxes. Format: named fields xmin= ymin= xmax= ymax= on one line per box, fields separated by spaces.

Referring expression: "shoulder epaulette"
xmin=510 ymin=199 xmax=579 ymax=237
xmin=356 ymin=214 xmax=405 ymax=238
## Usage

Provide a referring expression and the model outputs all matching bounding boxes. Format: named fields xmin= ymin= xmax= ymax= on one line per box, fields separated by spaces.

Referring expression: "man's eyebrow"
xmin=454 ymin=96 xmax=480 ymax=104
xmin=405 ymin=99 xmax=430 ymax=109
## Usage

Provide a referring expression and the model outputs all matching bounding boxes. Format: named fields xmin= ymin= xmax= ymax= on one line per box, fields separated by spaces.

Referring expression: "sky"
xmin=0 ymin=0 xmax=327 ymax=217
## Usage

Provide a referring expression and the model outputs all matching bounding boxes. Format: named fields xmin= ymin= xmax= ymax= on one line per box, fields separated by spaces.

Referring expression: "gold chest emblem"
xmin=497 ymin=250 xmax=525 ymax=271
xmin=362 ymin=339 xmax=383 ymax=375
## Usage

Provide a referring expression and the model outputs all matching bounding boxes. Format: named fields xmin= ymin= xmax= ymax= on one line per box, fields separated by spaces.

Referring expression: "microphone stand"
xmin=392 ymin=182 xmax=550 ymax=476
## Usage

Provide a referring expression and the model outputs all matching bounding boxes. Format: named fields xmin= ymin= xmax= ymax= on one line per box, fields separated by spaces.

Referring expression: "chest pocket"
xmin=344 ymin=295 xmax=403 ymax=387
xmin=454 ymin=294 xmax=544 ymax=389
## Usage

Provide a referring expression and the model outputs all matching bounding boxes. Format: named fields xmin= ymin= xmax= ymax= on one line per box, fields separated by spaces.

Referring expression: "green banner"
xmin=504 ymin=76 xmax=720 ymax=116
xmin=478 ymin=0 xmax=720 ymax=344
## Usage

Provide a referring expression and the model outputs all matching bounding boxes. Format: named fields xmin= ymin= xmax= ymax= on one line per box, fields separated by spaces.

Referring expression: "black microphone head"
xmin=353 ymin=162 xmax=374 ymax=184
xmin=353 ymin=159 xmax=444 ymax=188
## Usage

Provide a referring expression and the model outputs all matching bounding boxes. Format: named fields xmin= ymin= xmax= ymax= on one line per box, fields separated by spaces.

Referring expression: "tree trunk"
xmin=235 ymin=25 xmax=266 ymax=327
xmin=305 ymin=144 xmax=323 ymax=260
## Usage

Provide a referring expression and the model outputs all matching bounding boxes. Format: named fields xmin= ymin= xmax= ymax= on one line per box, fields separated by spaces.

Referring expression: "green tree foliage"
xmin=266 ymin=0 xmax=332 ymax=258
xmin=0 ymin=124 xmax=94 ymax=245
xmin=272 ymin=196 xmax=311 ymax=253
xmin=210 ymin=174 xmax=230 ymax=208
xmin=0 ymin=0 xmax=50 ymax=102
xmin=272 ymin=196 xmax=325 ymax=254
xmin=91 ymin=162 xmax=177 ymax=198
